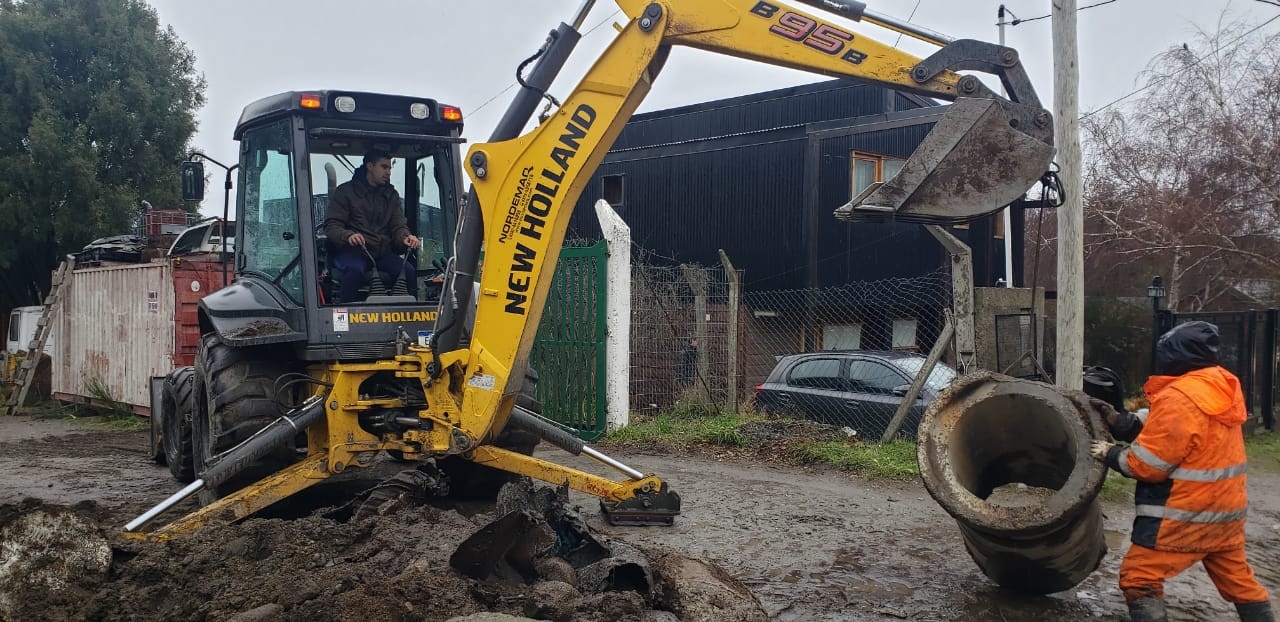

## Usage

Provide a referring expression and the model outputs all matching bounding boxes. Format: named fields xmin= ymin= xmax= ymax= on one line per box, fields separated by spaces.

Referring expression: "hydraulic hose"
xmin=202 ymin=394 xmax=327 ymax=488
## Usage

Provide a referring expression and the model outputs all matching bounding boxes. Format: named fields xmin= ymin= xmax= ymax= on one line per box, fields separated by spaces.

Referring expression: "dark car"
xmin=753 ymin=350 xmax=957 ymax=439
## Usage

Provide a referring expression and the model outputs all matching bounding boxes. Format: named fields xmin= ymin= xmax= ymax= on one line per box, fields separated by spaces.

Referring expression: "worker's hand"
xmin=403 ymin=234 xmax=420 ymax=250
xmin=347 ymin=232 xmax=366 ymax=247
xmin=1087 ymin=398 xmax=1122 ymax=428
xmin=1089 ymin=440 xmax=1114 ymax=462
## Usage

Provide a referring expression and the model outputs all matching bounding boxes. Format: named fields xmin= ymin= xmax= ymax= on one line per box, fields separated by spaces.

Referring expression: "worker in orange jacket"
xmin=1088 ymin=321 xmax=1273 ymax=622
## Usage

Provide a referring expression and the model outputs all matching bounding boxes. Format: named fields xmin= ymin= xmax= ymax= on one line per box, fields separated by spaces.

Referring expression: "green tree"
xmin=0 ymin=0 xmax=205 ymax=310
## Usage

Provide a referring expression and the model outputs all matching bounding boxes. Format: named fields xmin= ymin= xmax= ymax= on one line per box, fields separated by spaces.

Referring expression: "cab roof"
xmin=234 ymin=90 xmax=463 ymax=140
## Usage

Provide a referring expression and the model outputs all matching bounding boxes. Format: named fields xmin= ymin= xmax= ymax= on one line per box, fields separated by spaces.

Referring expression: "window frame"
xmin=850 ymin=151 xmax=906 ymax=200
xmin=785 ymin=357 xmax=848 ymax=391
xmin=846 ymin=357 xmax=909 ymax=395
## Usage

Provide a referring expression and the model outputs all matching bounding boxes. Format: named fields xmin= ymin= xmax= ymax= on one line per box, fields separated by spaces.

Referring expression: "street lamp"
xmin=1147 ymin=275 xmax=1165 ymax=312
xmin=1148 ymin=275 xmax=1166 ymax=373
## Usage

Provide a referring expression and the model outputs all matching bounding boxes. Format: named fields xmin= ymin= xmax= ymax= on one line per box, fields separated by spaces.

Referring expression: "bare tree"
xmin=1079 ymin=15 xmax=1280 ymax=311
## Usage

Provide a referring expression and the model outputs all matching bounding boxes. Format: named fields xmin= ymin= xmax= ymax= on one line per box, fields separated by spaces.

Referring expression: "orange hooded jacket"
xmin=1105 ymin=365 xmax=1249 ymax=552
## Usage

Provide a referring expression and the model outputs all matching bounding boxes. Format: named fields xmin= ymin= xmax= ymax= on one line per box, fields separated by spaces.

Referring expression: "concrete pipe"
xmin=917 ymin=371 xmax=1110 ymax=595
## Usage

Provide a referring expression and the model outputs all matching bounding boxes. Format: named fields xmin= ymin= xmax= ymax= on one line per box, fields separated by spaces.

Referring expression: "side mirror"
xmin=181 ymin=161 xmax=205 ymax=202
xmin=892 ymin=384 xmax=911 ymax=397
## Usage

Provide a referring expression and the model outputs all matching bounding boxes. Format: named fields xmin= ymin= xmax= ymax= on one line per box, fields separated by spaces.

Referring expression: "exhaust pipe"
xmin=917 ymin=372 xmax=1109 ymax=594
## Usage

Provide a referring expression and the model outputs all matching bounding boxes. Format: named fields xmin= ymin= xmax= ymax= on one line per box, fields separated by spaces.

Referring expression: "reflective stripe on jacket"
xmin=1105 ymin=365 xmax=1249 ymax=552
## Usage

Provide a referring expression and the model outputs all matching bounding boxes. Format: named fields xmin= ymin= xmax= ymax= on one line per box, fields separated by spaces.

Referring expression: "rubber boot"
xmin=1237 ymin=601 xmax=1276 ymax=622
xmin=1128 ymin=598 xmax=1168 ymax=622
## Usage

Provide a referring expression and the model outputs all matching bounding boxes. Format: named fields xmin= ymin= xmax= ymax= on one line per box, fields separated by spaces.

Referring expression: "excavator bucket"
xmin=834 ymin=97 xmax=1054 ymax=225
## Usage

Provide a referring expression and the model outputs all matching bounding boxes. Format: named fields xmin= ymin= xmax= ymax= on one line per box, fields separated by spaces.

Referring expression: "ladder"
xmin=5 ymin=259 xmax=71 ymax=415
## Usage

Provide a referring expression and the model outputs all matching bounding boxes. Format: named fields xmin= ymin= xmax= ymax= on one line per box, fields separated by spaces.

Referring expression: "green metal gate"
xmin=531 ymin=241 xmax=609 ymax=440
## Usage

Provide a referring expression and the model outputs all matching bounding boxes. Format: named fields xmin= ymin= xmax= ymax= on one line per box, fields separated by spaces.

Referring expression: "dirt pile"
xmin=0 ymin=491 xmax=766 ymax=622
xmin=736 ymin=419 xmax=850 ymax=447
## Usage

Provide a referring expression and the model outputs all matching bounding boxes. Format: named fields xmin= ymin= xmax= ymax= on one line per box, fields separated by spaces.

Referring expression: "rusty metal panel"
xmin=51 ymin=262 xmax=175 ymax=411
xmin=172 ymin=261 xmax=230 ymax=366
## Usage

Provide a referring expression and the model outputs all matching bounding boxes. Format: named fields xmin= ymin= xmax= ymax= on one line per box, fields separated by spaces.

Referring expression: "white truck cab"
xmin=5 ymin=306 xmax=53 ymax=355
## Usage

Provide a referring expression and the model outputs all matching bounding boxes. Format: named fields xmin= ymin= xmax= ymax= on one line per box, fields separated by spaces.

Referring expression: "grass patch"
xmin=791 ymin=439 xmax=919 ymax=480
xmin=21 ymin=376 xmax=149 ymax=431
xmin=1099 ymin=471 xmax=1135 ymax=502
xmin=606 ymin=408 xmax=758 ymax=448
xmin=1246 ymin=430 xmax=1280 ymax=472
xmin=87 ymin=413 xmax=147 ymax=431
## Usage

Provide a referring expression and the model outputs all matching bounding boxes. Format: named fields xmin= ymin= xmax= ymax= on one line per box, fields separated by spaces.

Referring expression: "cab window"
xmin=309 ymin=148 xmax=453 ymax=305
xmin=239 ymin=120 xmax=303 ymax=303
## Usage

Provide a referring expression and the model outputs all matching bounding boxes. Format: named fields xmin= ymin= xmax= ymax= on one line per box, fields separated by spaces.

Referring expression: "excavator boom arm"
xmin=450 ymin=0 xmax=1049 ymax=437
xmin=443 ymin=0 xmax=1053 ymax=516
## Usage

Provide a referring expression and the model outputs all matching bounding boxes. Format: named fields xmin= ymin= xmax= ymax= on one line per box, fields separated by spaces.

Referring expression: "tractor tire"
xmin=443 ymin=369 xmax=544 ymax=499
xmin=162 ymin=366 xmax=196 ymax=482
xmin=192 ymin=333 xmax=295 ymax=505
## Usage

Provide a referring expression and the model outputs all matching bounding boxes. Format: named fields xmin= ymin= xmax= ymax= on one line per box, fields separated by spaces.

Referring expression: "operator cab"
xmin=182 ymin=91 xmax=466 ymax=361
xmin=221 ymin=90 xmax=464 ymax=307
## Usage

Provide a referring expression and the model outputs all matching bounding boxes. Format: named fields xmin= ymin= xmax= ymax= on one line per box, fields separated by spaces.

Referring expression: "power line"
xmin=467 ymin=10 xmax=622 ymax=117
xmin=1079 ymin=13 xmax=1280 ymax=120
xmin=892 ymin=0 xmax=924 ymax=48
xmin=1007 ymin=0 xmax=1118 ymax=25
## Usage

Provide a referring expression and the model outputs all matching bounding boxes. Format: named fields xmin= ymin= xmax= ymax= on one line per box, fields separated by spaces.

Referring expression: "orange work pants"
xmin=1120 ymin=543 xmax=1269 ymax=604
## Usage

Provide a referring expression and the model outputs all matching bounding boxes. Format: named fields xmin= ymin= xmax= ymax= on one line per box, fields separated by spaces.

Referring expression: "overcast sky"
xmin=143 ymin=0 xmax=1280 ymax=217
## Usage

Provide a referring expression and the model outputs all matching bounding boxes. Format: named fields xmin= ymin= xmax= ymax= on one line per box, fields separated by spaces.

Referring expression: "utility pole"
xmin=997 ymin=5 xmax=1015 ymax=289
xmin=1053 ymin=0 xmax=1084 ymax=390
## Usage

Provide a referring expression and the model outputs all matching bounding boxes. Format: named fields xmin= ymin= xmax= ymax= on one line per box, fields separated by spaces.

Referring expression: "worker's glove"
xmin=1089 ymin=440 xmax=1114 ymax=462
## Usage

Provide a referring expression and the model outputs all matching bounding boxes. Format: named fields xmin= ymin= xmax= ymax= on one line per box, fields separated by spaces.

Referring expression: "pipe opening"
xmin=950 ymin=394 xmax=1076 ymax=501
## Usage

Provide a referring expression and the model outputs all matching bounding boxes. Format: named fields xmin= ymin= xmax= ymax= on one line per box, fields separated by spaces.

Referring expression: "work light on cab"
xmin=334 ymin=96 xmax=356 ymax=113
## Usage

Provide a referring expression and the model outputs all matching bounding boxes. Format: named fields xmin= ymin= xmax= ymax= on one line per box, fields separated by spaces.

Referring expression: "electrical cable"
xmin=1019 ymin=164 xmax=1062 ymax=382
xmin=1009 ymin=0 xmax=1118 ymax=25
xmin=892 ymin=0 xmax=923 ymax=48
xmin=1080 ymin=13 xmax=1280 ymax=120
xmin=468 ymin=10 xmax=622 ymax=118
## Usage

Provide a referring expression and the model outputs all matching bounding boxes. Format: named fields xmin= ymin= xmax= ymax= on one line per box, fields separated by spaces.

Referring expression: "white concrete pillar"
xmin=594 ymin=200 xmax=631 ymax=432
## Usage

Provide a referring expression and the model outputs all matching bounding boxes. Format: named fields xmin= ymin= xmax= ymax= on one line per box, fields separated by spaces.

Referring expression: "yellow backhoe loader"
xmin=127 ymin=0 xmax=1054 ymax=538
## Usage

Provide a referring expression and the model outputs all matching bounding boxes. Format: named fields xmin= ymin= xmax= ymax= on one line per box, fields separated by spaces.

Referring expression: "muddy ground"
xmin=2 ymin=415 xmax=1280 ymax=621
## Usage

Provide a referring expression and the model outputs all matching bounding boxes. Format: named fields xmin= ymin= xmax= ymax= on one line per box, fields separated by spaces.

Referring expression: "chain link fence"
xmin=629 ymin=246 xmax=955 ymax=439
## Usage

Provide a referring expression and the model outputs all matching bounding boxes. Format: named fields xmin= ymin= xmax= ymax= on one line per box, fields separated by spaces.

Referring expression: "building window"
xmin=823 ymin=324 xmax=862 ymax=350
xmin=850 ymin=152 xmax=905 ymax=199
xmin=892 ymin=318 xmax=918 ymax=351
xmin=603 ymin=174 xmax=625 ymax=211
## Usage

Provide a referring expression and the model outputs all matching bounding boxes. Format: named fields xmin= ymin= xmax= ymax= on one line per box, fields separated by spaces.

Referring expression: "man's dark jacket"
xmin=324 ymin=165 xmax=410 ymax=258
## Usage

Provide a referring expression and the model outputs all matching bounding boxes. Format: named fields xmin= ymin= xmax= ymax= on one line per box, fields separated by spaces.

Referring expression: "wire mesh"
xmin=629 ymin=246 xmax=954 ymax=439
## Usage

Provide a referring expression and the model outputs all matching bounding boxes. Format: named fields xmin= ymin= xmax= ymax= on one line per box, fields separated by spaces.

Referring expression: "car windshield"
xmin=893 ymin=358 xmax=957 ymax=392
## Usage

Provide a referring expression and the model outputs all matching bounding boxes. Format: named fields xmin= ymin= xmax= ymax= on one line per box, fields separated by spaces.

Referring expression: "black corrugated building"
xmin=568 ymin=78 xmax=1019 ymax=293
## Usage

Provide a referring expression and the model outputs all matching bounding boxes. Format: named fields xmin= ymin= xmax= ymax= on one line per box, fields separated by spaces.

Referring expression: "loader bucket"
xmin=834 ymin=97 xmax=1054 ymax=225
